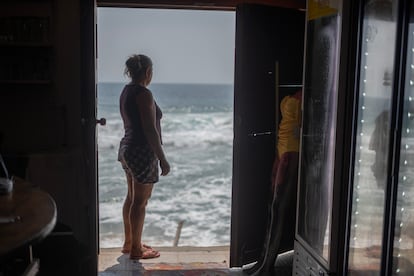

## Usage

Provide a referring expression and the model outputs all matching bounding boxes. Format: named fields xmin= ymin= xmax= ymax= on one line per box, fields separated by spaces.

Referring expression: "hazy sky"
xmin=97 ymin=8 xmax=235 ymax=84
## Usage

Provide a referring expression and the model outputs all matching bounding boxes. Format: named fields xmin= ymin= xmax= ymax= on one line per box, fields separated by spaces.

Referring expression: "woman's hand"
xmin=160 ymin=159 xmax=170 ymax=176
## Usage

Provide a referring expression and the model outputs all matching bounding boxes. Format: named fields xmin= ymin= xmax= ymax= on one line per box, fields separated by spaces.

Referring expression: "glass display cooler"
xmin=293 ymin=0 xmax=414 ymax=275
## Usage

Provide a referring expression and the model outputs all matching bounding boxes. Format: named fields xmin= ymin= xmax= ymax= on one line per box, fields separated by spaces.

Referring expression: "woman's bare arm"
xmin=137 ymin=91 xmax=170 ymax=176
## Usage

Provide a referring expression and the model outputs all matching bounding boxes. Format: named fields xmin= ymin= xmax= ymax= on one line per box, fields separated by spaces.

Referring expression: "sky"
xmin=97 ymin=8 xmax=235 ymax=84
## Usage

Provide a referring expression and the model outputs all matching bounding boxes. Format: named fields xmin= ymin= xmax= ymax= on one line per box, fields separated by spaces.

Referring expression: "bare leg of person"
xmin=129 ymin=180 xmax=159 ymax=259
xmin=121 ymin=171 xmax=133 ymax=253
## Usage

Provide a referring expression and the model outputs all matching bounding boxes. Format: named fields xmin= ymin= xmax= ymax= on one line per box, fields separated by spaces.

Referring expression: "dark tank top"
xmin=119 ymin=84 xmax=162 ymax=146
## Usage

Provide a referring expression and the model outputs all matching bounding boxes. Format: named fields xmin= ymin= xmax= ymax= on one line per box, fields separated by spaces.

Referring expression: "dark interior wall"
xmin=24 ymin=0 xmax=85 ymax=238
xmin=54 ymin=0 xmax=82 ymax=146
xmin=0 ymin=0 xmax=96 ymax=274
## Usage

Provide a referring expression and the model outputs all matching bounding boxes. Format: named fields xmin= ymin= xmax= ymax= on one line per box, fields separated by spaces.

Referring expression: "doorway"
xmin=96 ymin=7 xmax=236 ymax=250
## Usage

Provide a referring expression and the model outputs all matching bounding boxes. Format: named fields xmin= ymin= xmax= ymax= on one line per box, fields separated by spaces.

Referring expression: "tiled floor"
xmin=98 ymin=246 xmax=247 ymax=276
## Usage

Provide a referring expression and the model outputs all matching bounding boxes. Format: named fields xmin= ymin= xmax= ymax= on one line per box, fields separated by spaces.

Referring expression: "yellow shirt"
xmin=277 ymin=95 xmax=301 ymax=157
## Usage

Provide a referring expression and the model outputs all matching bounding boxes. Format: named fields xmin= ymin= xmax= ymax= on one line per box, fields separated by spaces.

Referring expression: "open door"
xmin=231 ymin=4 xmax=304 ymax=267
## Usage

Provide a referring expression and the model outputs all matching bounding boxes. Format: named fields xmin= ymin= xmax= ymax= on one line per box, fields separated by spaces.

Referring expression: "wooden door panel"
xmin=231 ymin=4 xmax=304 ymax=266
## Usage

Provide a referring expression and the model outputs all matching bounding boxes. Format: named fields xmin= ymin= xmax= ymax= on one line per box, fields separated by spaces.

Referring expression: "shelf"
xmin=0 ymin=0 xmax=54 ymax=93
xmin=0 ymin=16 xmax=51 ymax=45
xmin=0 ymin=42 xmax=53 ymax=47
xmin=0 ymin=80 xmax=51 ymax=84
xmin=0 ymin=2 xmax=52 ymax=17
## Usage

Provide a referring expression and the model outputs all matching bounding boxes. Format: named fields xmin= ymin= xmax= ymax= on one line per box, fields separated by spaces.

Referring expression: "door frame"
xmin=88 ymin=1 xmax=306 ymax=270
xmin=80 ymin=0 xmax=99 ymax=274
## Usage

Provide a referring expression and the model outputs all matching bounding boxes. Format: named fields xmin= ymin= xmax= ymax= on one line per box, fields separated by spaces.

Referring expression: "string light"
xmin=350 ymin=29 xmax=370 ymax=253
xmin=351 ymin=18 xmax=414 ymax=274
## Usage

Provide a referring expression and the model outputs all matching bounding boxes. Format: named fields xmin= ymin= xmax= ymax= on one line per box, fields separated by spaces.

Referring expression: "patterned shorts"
xmin=118 ymin=144 xmax=159 ymax=184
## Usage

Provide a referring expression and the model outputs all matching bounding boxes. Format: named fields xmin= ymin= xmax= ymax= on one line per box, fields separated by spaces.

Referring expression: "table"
xmin=0 ymin=178 xmax=56 ymax=274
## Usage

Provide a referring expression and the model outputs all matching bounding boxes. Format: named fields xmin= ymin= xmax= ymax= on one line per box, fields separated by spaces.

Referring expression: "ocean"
xmin=97 ymin=82 xmax=414 ymax=253
xmin=97 ymin=82 xmax=234 ymax=248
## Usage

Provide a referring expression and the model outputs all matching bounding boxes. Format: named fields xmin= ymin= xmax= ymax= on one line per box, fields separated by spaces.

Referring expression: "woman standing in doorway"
xmin=118 ymin=54 xmax=170 ymax=260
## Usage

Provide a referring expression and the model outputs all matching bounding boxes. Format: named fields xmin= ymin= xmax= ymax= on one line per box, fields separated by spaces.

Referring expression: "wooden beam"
xmin=97 ymin=0 xmax=306 ymax=10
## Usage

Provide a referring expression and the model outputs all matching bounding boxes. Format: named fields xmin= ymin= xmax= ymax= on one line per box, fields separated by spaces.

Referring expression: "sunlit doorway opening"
xmin=96 ymin=7 xmax=235 ymax=252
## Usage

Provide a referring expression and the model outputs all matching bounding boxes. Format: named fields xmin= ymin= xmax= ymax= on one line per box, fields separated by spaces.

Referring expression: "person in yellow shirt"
xmin=272 ymin=90 xmax=302 ymax=193
xmin=249 ymin=90 xmax=302 ymax=275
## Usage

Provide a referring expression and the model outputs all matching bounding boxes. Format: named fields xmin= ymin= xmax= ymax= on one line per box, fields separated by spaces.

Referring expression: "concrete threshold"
xmin=99 ymin=245 xmax=231 ymax=273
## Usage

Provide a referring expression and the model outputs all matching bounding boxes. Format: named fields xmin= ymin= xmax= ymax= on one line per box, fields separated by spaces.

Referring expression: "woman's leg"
xmin=122 ymin=171 xmax=133 ymax=253
xmin=129 ymin=180 xmax=157 ymax=259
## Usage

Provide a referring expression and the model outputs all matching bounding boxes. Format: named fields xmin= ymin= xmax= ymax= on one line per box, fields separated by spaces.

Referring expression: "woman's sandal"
xmin=129 ymin=249 xmax=160 ymax=260
xmin=122 ymin=243 xmax=153 ymax=254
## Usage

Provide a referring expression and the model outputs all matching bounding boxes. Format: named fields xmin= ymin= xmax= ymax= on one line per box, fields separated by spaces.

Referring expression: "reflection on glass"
xmin=297 ymin=14 xmax=339 ymax=262
xmin=348 ymin=1 xmax=397 ymax=275
xmin=392 ymin=9 xmax=414 ymax=275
